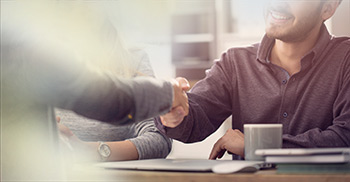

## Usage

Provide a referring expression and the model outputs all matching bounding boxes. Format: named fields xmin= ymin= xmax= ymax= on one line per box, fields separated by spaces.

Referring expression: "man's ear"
xmin=321 ymin=0 xmax=341 ymax=21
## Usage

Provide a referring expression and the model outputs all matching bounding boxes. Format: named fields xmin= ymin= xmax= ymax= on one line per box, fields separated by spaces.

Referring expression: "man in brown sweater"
xmin=155 ymin=0 xmax=350 ymax=159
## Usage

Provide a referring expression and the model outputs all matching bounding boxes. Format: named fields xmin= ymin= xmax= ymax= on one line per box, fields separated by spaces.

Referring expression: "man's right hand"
xmin=209 ymin=129 xmax=245 ymax=160
xmin=162 ymin=77 xmax=190 ymax=128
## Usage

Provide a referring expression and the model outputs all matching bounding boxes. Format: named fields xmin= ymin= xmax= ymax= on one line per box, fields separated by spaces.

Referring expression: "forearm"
xmin=155 ymin=92 xmax=231 ymax=143
xmin=105 ymin=141 xmax=139 ymax=161
xmin=283 ymin=123 xmax=350 ymax=148
xmin=71 ymin=141 xmax=139 ymax=162
xmin=129 ymin=77 xmax=173 ymax=123
xmin=55 ymin=75 xmax=173 ymax=125
xmin=24 ymin=41 xmax=173 ymax=125
xmin=155 ymin=107 xmax=212 ymax=143
xmin=156 ymin=53 xmax=234 ymax=142
xmin=128 ymin=133 xmax=172 ymax=159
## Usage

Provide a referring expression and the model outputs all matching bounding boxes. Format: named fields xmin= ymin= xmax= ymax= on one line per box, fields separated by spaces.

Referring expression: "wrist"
xmin=97 ymin=142 xmax=111 ymax=162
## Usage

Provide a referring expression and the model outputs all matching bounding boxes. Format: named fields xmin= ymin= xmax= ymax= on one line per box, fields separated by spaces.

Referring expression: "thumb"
xmin=176 ymin=77 xmax=190 ymax=91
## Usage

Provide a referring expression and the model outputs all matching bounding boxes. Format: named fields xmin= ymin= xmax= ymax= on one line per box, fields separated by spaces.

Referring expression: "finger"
xmin=234 ymin=129 xmax=244 ymax=137
xmin=209 ymin=146 xmax=225 ymax=160
xmin=209 ymin=139 xmax=225 ymax=160
xmin=182 ymin=100 xmax=189 ymax=116
xmin=160 ymin=116 xmax=174 ymax=127
xmin=171 ymin=80 xmax=189 ymax=115
xmin=161 ymin=116 xmax=185 ymax=128
xmin=176 ymin=77 xmax=190 ymax=91
xmin=171 ymin=107 xmax=186 ymax=126
xmin=161 ymin=117 xmax=177 ymax=128
xmin=160 ymin=107 xmax=186 ymax=128
xmin=58 ymin=123 xmax=74 ymax=137
xmin=176 ymin=93 xmax=189 ymax=116
xmin=160 ymin=116 xmax=167 ymax=126
xmin=174 ymin=106 xmax=186 ymax=118
xmin=162 ymin=107 xmax=185 ymax=121
xmin=209 ymin=149 xmax=219 ymax=160
xmin=217 ymin=150 xmax=225 ymax=159
xmin=56 ymin=116 xmax=61 ymax=123
xmin=168 ymin=106 xmax=186 ymax=121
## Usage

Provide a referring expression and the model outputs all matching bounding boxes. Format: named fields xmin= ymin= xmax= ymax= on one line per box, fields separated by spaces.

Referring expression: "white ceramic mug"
xmin=244 ymin=124 xmax=282 ymax=161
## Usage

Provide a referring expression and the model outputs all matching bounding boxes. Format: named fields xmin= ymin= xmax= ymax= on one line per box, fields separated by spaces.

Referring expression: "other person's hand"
xmin=56 ymin=116 xmax=98 ymax=162
xmin=161 ymin=77 xmax=190 ymax=128
xmin=56 ymin=116 xmax=85 ymax=151
xmin=209 ymin=129 xmax=245 ymax=160
xmin=56 ymin=116 xmax=74 ymax=138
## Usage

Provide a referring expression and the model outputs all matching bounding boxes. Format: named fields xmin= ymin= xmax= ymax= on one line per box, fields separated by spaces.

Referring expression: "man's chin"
xmin=265 ymin=28 xmax=291 ymax=41
xmin=266 ymin=32 xmax=301 ymax=43
xmin=265 ymin=30 xmax=282 ymax=40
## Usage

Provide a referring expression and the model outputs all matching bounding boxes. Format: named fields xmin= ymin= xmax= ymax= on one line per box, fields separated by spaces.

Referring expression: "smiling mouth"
xmin=269 ymin=10 xmax=291 ymax=21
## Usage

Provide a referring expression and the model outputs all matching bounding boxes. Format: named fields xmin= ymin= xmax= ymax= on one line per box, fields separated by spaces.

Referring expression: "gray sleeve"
xmin=128 ymin=119 xmax=172 ymax=159
xmin=11 ymin=34 xmax=173 ymax=125
xmin=56 ymin=109 xmax=172 ymax=159
xmin=130 ymin=76 xmax=173 ymax=123
xmin=55 ymin=109 xmax=131 ymax=142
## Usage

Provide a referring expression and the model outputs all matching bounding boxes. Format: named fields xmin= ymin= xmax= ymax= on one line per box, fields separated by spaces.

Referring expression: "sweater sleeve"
xmin=155 ymin=51 xmax=234 ymax=143
xmin=56 ymin=109 xmax=172 ymax=159
xmin=19 ymin=37 xmax=173 ymax=125
xmin=128 ymin=119 xmax=172 ymax=159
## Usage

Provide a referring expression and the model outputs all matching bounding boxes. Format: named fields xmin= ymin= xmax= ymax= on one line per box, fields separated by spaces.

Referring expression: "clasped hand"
xmin=162 ymin=77 xmax=190 ymax=128
xmin=165 ymin=78 xmax=245 ymax=160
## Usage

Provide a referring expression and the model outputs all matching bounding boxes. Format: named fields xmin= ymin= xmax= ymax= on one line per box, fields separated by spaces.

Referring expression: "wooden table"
xmin=66 ymin=165 xmax=350 ymax=182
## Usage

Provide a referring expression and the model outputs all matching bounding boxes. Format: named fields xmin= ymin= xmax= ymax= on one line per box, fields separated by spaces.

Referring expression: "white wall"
xmin=330 ymin=0 xmax=350 ymax=36
xmin=93 ymin=0 xmax=175 ymax=80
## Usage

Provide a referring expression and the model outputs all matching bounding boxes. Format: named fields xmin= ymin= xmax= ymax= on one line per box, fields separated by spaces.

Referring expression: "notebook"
xmin=255 ymin=148 xmax=350 ymax=163
xmin=96 ymin=159 xmax=265 ymax=173
xmin=276 ymin=163 xmax=350 ymax=174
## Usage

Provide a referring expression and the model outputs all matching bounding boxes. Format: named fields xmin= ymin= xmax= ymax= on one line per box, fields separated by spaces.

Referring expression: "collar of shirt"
xmin=256 ymin=23 xmax=332 ymax=67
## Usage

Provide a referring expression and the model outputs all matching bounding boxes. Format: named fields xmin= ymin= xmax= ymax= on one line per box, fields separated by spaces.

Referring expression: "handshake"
xmin=163 ymin=77 xmax=191 ymax=128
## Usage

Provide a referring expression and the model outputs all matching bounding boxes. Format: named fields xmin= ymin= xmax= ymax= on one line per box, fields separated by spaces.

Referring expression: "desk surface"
xmin=66 ymin=165 xmax=350 ymax=182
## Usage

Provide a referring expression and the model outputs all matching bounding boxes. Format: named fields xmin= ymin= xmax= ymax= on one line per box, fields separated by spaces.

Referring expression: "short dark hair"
xmin=322 ymin=0 xmax=343 ymax=2
xmin=321 ymin=0 xmax=343 ymax=5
